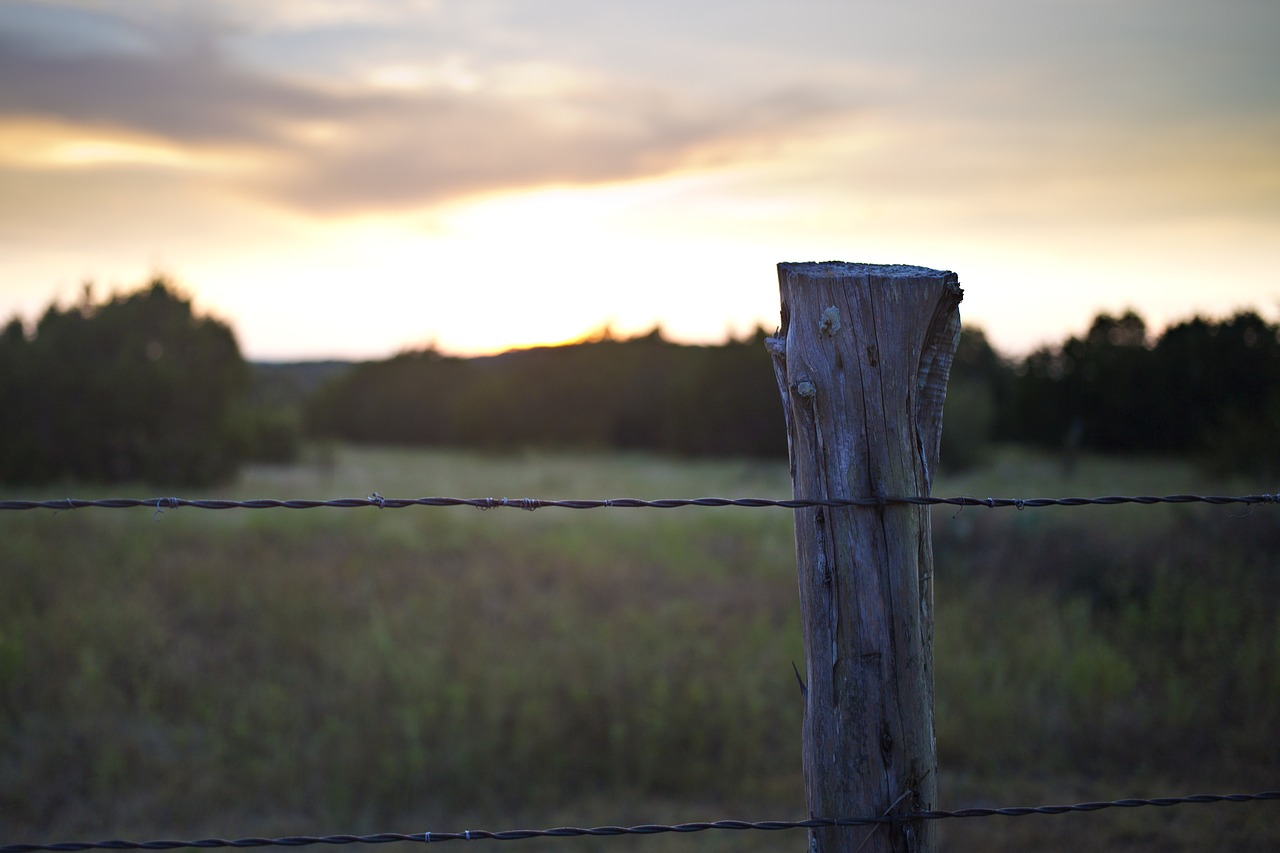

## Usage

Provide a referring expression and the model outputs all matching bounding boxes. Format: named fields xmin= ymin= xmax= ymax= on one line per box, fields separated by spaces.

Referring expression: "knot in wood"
xmin=818 ymin=306 xmax=842 ymax=336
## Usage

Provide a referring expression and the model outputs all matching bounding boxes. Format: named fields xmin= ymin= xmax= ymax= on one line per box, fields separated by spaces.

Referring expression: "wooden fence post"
xmin=766 ymin=262 xmax=962 ymax=853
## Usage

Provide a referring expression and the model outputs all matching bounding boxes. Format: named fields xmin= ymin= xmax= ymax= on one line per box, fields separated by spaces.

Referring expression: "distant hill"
xmin=249 ymin=360 xmax=354 ymax=410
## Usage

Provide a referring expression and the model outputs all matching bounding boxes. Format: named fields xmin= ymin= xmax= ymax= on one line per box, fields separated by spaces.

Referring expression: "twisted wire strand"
xmin=0 ymin=493 xmax=1276 ymax=513
xmin=4 ymin=792 xmax=1277 ymax=851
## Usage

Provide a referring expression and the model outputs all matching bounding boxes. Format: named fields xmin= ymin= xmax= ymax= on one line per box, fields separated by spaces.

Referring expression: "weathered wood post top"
xmin=766 ymin=262 xmax=962 ymax=853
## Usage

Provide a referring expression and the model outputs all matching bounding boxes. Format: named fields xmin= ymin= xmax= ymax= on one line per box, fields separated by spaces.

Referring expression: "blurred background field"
xmin=4 ymin=5 xmax=1279 ymax=847
xmin=1 ymin=444 xmax=1277 ymax=852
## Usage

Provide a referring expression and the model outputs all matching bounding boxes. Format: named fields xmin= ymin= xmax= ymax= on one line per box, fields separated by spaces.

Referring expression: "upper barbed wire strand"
xmin=3 ymin=792 xmax=1277 ymax=851
xmin=0 ymin=494 xmax=1276 ymax=512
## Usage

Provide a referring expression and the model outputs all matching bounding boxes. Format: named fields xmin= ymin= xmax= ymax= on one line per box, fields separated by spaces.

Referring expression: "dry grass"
xmin=0 ymin=445 xmax=1276 ymax=851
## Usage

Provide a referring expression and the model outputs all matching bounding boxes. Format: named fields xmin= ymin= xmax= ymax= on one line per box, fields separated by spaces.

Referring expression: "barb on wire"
xmin=0 ymin=493 xmax=1277 ymax=513
xmin=3 ymin=792 xmax=1277 ymax=851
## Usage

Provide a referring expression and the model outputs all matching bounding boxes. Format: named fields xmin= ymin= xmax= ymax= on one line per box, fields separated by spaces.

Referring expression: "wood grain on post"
xmin=766 ymin=262 xmax=962 ymax=853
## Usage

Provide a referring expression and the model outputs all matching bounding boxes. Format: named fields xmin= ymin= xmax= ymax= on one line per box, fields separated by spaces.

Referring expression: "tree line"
xmin=997 ymin=310 xmax=1280 ymax=475
xmin=2 ymin=275 xmax=1277 ymax=485
xmin=306 ymin=310 xmax=1280 ymax=477
xmin=305 ymin=328 xmax=788 ymax=459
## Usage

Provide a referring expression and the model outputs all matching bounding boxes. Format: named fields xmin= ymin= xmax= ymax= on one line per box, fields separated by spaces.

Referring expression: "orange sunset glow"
xmin=1 ymin=0 xmax=1277 ymax=360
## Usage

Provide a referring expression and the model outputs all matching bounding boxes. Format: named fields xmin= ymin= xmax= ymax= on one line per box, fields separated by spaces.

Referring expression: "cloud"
xmin=0 ymin=8 xmax=342 ymax=147
xmin=0 ymin=3 xmax=855 ymax=216
xmin=1 ymin=0 xmax=1273 ymax=225
xmin=257 ymin=81 xmax=847 ymax=213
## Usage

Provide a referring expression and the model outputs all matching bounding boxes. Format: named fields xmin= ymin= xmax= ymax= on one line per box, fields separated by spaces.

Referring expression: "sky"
xmin=0 ymin=0 xmax=1277 ymax=361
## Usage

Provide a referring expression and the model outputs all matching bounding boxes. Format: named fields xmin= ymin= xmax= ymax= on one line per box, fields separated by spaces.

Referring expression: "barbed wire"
xmin=0 ymin=493 xmax=1276 ymax=514
xmin=4 ymin=792 xmax=1276 ymax=851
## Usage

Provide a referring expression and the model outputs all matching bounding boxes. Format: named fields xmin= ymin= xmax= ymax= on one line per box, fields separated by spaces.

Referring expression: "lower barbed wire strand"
xmin=0 ymin=494 xmax=1276 ymax=512
xmin=3 ymin=792 xmax=1277 ymax=852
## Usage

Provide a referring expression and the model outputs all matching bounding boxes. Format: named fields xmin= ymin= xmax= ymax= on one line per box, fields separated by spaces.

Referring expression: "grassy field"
xmin=1 ymin=445 xmax=1277 ymax=851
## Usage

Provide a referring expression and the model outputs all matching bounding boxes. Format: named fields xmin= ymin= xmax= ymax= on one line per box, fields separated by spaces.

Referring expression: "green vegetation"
xmin=1004 ymin=311 xmax=1280 ymax=477
xmin=1 ymin=446 xmax=1276 ymax=851
xmin=302 ymin=309 xmax=1280 ymax=480
xmin=3 ymin=283 xmax=1278 ymax=848
xmin=0 ymin=279 xmax=301 ymax=486
xmin=305 ymin=329 xmax=786 ymax=459
xmin=6 ymin=277 xmax=1277 ymax=484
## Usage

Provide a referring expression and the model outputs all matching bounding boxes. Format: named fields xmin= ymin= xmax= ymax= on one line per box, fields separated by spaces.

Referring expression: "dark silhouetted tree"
xmin=305 ymin=327 xmax=787 ymax=459
xmin=0 ymin=278 xmax=249 ymax=485
xmin=1001 ymin=308 xmax=1280 ymax=472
